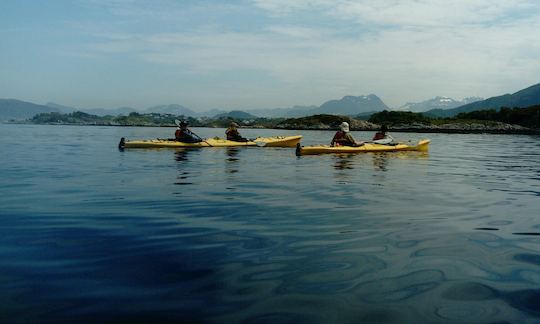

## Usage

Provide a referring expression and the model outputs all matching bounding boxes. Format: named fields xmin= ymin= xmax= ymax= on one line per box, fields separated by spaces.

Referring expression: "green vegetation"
xmin=279 ymin=114 xmax=352 ymax=128
xmin=367 ymin=106 xmax=540 ymax=130
xmin=456 ymin=106 xmax=540 ymax=129
xmin=30 ymin=111 xmax=201 ymax=126
xmin=368 ymin=110 xmax=433 ymax=125
xmin=23 ymin=105 xmax=540 ymax=133
xmin=31 ymin=111 xmax=109 ymax=125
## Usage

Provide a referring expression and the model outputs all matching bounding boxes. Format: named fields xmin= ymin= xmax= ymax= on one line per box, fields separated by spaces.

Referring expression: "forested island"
xmin=20 ymin=105 xmax=540 ymax=134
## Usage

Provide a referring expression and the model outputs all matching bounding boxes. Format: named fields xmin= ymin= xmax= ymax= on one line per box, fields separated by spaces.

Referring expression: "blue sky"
xmin=1 ymin=0 xmax=540 ymax=111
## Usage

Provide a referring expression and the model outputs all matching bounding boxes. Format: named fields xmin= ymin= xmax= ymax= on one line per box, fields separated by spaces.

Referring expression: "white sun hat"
xmin=340 ymin=122 xmax=350 ymax=132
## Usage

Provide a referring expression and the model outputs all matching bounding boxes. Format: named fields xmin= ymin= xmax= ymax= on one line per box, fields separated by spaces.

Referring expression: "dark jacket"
xmin=175 ymin=128 xmax=202 ymax=143
xmin=226 ymin=128 xmax=248 ymax=142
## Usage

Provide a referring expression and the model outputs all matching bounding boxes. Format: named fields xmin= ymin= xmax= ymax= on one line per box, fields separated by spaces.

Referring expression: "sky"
xmin=1 ymin=0 xmax=540 ymax=111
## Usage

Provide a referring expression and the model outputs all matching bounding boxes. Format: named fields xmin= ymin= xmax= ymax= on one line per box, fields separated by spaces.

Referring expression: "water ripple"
xmin=1 ymin=126 xmax=540 ymax=322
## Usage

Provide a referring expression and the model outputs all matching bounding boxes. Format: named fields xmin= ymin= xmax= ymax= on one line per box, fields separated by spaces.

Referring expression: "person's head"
xmin=380 ymin=124 xmax=388 ymax=133
xmin=340 ymin=122 xmax=350 ymax=132
xmin=230 ymin=122 xmax=239 ymax=129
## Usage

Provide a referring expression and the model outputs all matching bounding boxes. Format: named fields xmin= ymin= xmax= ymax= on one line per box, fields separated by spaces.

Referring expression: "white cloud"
xmin=253 ymin=0 xmax=539 ymax=26
xmin=74 ymin=0 xmax=540 ymax=107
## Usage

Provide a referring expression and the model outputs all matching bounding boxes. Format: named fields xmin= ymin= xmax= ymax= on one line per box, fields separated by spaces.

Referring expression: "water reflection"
xmin=174 ymin=148 xmax=191 ymax=162
xmin=333 ymin=154 xmax=355 ymax=170
xmin=174 ymin=149 xmax=193 ymax=185
xmin=372 ymin=153 xmax=389 ymax=171
xmin=225 ymin=148 xmax=240 ymax=174
xmin=331 ymin=152 xmax=394 ymax=172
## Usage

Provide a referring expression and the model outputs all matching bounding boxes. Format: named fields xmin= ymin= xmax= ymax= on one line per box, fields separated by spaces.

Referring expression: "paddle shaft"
xmin=187 ymin=129 xmax=214 ymax=147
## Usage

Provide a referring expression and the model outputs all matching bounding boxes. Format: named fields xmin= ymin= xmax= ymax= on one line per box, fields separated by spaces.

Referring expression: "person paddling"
xmin=331 ymin=122 xmax=364 ymax=147
xmin=225 ymin=122 xmax=248 ymax=142
xmin=372 ymin=125 xmax=394 ymax=144
xmin=175 ymin=120 xmax=202 ymax=143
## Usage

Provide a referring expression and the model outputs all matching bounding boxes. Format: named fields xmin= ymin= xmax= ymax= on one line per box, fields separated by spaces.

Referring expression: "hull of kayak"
xmin=296 ymin=139 xmax=430 ymax=156
xmin=119 ymin=135 xmax=302 ymax=148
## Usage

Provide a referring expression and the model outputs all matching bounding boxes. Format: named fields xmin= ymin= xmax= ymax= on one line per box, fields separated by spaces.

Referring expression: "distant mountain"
xmin=246 ymin=105 xmax=318 ymax=118
xmin=46 ymin=102 xmax=77 ymax=113
xmin=399 ymin=96 xmax=483 ymax=112
xmin=425 ymin=83 xmax=540 ymax=117
xmin=0 ymin=99 xmax=59 ymax=120
xmin=284 ymin=105 xmax=320 ymax=117
xmin=198 ymin=108 xmax=228 ymax=118
xmin=145 ymin=104 xmax=197 ymax=116
xmin=247 ymin=95 xmax=389 ymax=118
xmin=46 ymin=102 xmax=136 ymax=116
xmin=84 ymin=107 xmax=136 ymax=116
xmin=315 ymin=95 xmax=389 ymax=115
xmin=213 ymin=110 xmax=258 ymax=119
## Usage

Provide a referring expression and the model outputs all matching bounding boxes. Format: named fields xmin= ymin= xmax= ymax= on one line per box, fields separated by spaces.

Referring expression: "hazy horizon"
xmin=2 ymin=1 xmax=540 ymax=112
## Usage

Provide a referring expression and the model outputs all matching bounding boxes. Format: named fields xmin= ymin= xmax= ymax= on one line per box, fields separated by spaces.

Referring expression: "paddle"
xmin=175 ymin=119 xmax=213 ymax=147
xmin=248 ymin=137 xmax=268 ymax=147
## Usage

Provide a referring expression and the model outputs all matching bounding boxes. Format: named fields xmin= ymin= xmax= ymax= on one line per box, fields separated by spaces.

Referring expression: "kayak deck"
xmin=119 ymin=135 xmax=302 ymax=148
xmin=296 ymin=139 xmax=430 ymax=156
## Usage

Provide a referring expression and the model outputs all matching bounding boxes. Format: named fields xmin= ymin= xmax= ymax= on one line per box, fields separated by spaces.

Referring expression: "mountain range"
xmin=398 ymin=96 xmax=483 ymax=112
xmin=0 ymin=99 xmax=61 ymax=120
xmin=2 ymin=82 xmax=540 ymax=121
xmin=0 ymin=94 xmax=391 ymax=120
xmin=424 ymin=83 xmax=540 ymax=117
xmin=247 ymin=95 xmax=389 ymax=118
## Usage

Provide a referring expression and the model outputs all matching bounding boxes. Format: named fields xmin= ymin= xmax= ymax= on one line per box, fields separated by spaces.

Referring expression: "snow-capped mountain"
xmin=398 ymin=96 xmax=483 ymax=112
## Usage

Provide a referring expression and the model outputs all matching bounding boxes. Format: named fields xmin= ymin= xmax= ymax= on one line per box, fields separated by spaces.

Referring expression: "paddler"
xmin=331 ymin=122 xmax=364 ymax=147
xmin=372 ymin=124 xmax=394 ymax=144
xmin=175 ymin=120 xmax=202 ymax=143
xmin=225 ymin=122 xmax=248 ymax=142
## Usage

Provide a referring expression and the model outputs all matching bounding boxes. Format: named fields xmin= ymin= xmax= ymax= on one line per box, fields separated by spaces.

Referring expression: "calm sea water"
xmin=1 ymin=124 xmax=540 ymax=323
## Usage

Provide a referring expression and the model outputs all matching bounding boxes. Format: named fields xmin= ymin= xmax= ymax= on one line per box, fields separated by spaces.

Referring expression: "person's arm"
xmin=331 ymin=133 xmax=338 ymax=146
xmin=345 ymin=133 xmax=356 ymax=144
xmin=346 ymin=133 xmax=364 ymax=146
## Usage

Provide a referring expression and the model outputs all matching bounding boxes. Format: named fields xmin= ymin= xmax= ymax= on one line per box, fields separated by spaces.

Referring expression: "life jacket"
xmin=334 ymin=131 xmax=346 ymax=140
xmin=333 ymin=131 xmax=353 ymax=146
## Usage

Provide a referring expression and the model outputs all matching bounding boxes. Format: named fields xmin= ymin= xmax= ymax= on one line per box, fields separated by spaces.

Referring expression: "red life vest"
xmin=333 ymin=131 xmax=347 ymax=146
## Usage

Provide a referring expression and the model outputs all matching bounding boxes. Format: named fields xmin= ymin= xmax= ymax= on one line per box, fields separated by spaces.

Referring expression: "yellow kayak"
xmin=296 ymin=139 xmax=430 ymax=156
xmin=119 ymin=135 xmax=303 ymax=149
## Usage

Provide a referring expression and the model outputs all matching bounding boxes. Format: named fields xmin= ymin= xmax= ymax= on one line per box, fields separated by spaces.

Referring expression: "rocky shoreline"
xmin=7 ymin=118 xmax=540 ymax=134
xmin=382 ymin=122 xmax=539 ymax=135
xmin=274 ymin=119 xmax=539 ymax=134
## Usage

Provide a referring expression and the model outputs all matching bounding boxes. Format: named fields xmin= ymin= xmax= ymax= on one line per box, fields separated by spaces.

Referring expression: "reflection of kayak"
xmin=119 ymin=135 xmax=303 ymax=148
xmin=296 ymin=139 xmax=430 ymax=156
